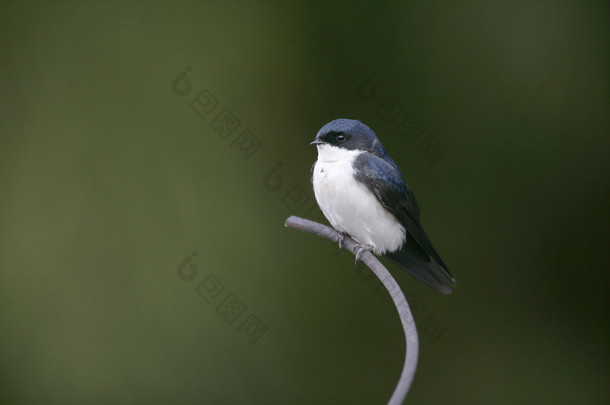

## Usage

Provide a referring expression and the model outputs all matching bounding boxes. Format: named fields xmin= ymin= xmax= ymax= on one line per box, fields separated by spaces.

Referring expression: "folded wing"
xmin=353 ymin=154 xmax=456 ymax=294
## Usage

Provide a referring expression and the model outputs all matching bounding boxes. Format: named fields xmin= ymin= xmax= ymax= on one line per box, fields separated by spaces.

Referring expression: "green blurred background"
xmin=1 ymin=1 xmax=608 ymax=404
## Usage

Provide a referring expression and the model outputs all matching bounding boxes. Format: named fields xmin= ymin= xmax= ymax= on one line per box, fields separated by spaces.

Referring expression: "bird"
xmin=310 ymin=118 xmax=456 ymax=294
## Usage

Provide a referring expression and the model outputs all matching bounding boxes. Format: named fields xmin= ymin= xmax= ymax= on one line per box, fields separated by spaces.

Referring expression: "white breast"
xmin=312 ymin=144 xmax=405 ymax=254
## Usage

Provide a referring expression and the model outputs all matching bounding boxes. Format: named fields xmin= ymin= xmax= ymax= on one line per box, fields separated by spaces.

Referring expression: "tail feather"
xmin=385 ymin=234 xmax=456 ymax=294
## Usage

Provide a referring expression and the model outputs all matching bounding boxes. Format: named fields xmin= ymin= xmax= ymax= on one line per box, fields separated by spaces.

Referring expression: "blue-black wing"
xmin=353 ymin=153 xmax=456 ymax=294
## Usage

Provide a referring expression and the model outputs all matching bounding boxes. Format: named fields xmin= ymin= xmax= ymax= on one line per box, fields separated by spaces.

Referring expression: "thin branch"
xmin=284 ymin=216 xmax=419 ymax=405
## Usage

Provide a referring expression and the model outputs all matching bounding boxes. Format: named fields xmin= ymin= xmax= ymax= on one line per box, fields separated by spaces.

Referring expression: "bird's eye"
xmin=336 ymin=134 xmax=346 ymax=142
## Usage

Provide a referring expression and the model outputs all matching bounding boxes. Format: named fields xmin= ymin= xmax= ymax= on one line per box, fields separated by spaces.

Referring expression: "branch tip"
xmin=284 ymin=216 xmax=419 ymax=405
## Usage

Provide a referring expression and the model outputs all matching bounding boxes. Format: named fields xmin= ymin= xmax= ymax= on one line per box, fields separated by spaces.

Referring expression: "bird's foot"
xmin=354 ymin=244 xmax=374 ymax=264
xmin=336 ymin=232 xmax=350 ymax=252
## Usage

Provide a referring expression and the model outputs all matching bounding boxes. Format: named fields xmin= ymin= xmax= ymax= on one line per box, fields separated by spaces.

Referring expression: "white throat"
xmin=315 ymin=144 xmax=361 ymax=163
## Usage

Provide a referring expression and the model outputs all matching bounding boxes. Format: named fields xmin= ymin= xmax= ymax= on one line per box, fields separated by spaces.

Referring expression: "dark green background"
xmin=1 ymin=1 xmax=608 ymax=404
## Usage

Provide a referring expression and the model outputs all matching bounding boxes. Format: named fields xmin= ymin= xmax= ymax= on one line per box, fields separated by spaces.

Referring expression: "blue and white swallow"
xmin=311 ymin=118 xmax=456 ymax=294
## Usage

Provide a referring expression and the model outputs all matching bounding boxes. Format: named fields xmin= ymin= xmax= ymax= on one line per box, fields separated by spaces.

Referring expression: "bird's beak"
xmin=310 ymin=139 xmax=324 ymax=146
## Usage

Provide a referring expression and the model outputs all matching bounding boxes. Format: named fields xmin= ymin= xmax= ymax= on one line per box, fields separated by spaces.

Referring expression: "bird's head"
xmin=311 ymin=119 xmax=389 ymax=162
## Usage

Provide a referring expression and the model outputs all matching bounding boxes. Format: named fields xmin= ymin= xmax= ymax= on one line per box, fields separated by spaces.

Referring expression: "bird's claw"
xmin=354 ymin=244 xmax=373 ymax=264
xmin=336 ymin=232 xmax=349 ymax=251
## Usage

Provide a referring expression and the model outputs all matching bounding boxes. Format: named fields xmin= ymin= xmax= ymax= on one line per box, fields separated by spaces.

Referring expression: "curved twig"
xmin=284 ymin=216 xmax=419 ymax=405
